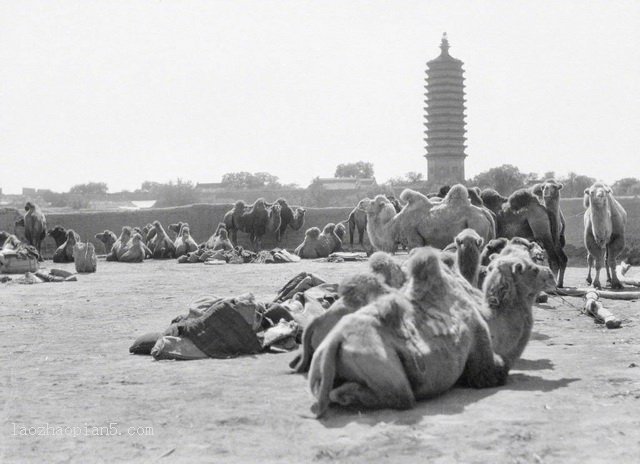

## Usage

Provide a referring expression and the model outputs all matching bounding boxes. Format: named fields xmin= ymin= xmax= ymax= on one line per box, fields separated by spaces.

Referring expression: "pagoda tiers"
xmin=424 ymin=33 xmax=466 ymax=185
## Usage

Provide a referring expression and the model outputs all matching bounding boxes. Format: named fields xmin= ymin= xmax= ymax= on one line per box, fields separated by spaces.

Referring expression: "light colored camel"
xmin=308 ymin=247 xmax=554 ymax=417
xmin=584 ymin=183 xmax=627 ymax=289
xmin=364 ymin=184 xmax=495 ymax=253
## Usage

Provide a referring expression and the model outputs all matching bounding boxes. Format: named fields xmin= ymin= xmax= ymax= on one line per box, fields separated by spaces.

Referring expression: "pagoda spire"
xmin=424 ymin=34 xmax=467 ymax=185
xmin=439 ymin=32 xmax=450 ymax=55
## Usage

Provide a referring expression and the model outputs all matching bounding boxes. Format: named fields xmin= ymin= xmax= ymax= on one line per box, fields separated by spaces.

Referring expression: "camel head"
xmin=485 ymin=255 xmax=556 ymax=308
xmin=540 ymin=180 xmax=563 ymax=201
xmin=455 ymin=228 xmax=484 ymax=250
xmin=24 ymin=201 xmax=34 ymax=212
xmin=275 ymin=198 xmax=288 ymax=208
xmin=584 ymin=183 xmax=611 ymax=209
xmin=131 ymin=233 xmax=143 ymax=244
xmin=218 ymin=228 xmax=229 ymax=240
xmin=48 ymin=225 xmax=66 ymax=238
xmin=181 ymin=226 xmax=191 ymax=238
xmin=365 ymin=195 xmax=396 ymax=224
xmin=480 ymin=189 xmax=508 ymax=215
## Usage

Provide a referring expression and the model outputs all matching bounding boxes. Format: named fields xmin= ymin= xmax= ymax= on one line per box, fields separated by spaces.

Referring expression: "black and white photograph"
xmin=2 ymin=1 xmax=639 ymax=462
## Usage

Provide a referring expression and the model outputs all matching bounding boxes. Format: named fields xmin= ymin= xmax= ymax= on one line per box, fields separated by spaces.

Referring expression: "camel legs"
xmin=607 ymin=235 xmax=625 ymax=289
xmin=586 ymin=252 xmax=594 ymax=284
xmin=460 ymin=324 xmax=509 ymax=388
xmin=591 ymin=248 xmax=606 ymax=289
xmin=555 ymin=247 xmax=568 ymax=288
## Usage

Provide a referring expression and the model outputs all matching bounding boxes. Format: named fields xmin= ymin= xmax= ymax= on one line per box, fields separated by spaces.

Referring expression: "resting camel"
xmin=269 ymin=199 xmax=306 ymax=242
xmin=150 ymin=221 xmax=176 ymax=259
xmin=290 ymin=252 xmax=406 ymax=374
xmin=21 ymin=202 xmax=47 ymax=259
xmin=308 ymin=247 xmax=554 ymax=416
xmin=95 ymin=230 xmax=118 ymax=254
xmin=223 ymin=199 xmax=281 ymax=250
xmin=52 ymin=229 xmax=79 ymax=263
xmin=348 ymin=199 xmax=368 ymax=249
xmin=481 ymin=188 xmax=568 ymax=287
xmin=174 ymin=226 xmax=198 ymax=258
xmin=207 ymin=227 xmax=234 ymax=251
xmin=48 ymin=226 xmax=69 ymax=248
xmin=119 ymin=233 xmax=152 ymax=263
xmin=584 ymin=183 xmax=627 ymax=289
xmin=168 ymin=222 xmax=189 ymax=239
xmin=294 ymin=223 xmax=342 ymax=259
xmin=107 ymin=226 xmax=133 ymax=261
xmin=364 ymin=184 xmax=495 ymax=253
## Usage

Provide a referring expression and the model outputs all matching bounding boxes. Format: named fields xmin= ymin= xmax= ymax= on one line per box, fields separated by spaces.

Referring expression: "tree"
xmin=405 ymin=171 xmax=424 ymax=183
xmin=154 ymin=178 xmax=200 ymax=207
xmin=467 ymin=164 xmax=532 ymax=195
xmin=611 ymin=177 xmax=640 ymax=197
xmin=334 ymin=161 xmax=374 ymax=179
xmin=557 ymin=172 xmax=596 ymax=198
xmin=69 ymin=182 xmax=108 ymax=195
xmin=139 ymin=181 xmax=162 ymax=193
xmin=221 ymin=171 xmax=282 ymax=189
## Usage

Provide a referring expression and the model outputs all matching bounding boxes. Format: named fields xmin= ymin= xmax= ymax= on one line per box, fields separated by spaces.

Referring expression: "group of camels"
xmin=344 ymin=180 xmax=627 ymax=290
xmin=4 ymin=179 xmax=627 ymax=289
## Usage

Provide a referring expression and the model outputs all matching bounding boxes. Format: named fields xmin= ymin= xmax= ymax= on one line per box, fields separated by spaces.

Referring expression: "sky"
xmin=1 ymin=0 xmax=639 ymax=194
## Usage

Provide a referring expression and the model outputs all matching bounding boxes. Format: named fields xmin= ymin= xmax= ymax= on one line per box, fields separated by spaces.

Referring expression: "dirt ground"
xmin=1 ymin=258 xmax=640 ymax=464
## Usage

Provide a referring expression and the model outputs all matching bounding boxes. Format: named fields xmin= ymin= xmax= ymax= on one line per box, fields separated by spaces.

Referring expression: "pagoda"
xmin=424 ymin=33 xmax=467 ymax=185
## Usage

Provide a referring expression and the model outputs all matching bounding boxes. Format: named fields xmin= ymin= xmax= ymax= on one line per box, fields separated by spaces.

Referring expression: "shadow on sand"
xmin=318 ymin=370 xmax=579 ymax=428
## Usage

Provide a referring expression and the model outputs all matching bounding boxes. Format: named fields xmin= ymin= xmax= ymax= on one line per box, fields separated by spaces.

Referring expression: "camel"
xmin=48 ymin=226 xmax=69 ymax=248
xmin=120 ymin=233 xmax=152 ymax=263
xmin=0 ymin=231 xmax=11 ymax=247
xmin=174 ymin=226 xmax=198 ymax=258
xmin=106 ymin=226 xmax=133 ymax=261
xmin=348 ymin=199 xmax=369 ymax=249
xmin=308 ymin=247 xmax=555 ymax=416
xmin=21 ymin=202 xmax=47 ymax=259
xmin=265 ymin=204 xmax=282 ymax=249
xmin=294 ymin=223 xmax=342 ymax=259
xmin=453 ymin=228 xmax=484 ymax=287
xmin=52 ymin=229 xmax=79 ymax=263
xmin=168 ymin=222 xmax=189 ymax=239
xmin=290 ymin=252 xmax=406 ymax=374
xmin=533 ymin=179 xmax=567 ymax=283
xmin=334 ymin=223 xmax=346 ymax=247
xmin=149 ymin=221 xmax=176 ymax=259
xmin=95 ymin=230 xmax=118 ymax=254
xmin=364 ymin=185 xmax=494 ymax=253
xmin=223 ymin=199 xmax=280 ymax=250
xmin=583 ymin=183 xmax=627 ymax=289
xmin=270 ymin=199 xmax=306 ymax=242
xmin=308 ymin=248 xmax=503 ymax=416
xmin=206 ymin=227 xmax=234 ymax=251
xmin=481 ymin=188 xmax=568 ymax=287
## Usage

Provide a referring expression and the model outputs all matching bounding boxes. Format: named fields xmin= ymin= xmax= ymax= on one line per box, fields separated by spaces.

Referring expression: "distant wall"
xmin=3 ymin=197 xmax=639 ymax=260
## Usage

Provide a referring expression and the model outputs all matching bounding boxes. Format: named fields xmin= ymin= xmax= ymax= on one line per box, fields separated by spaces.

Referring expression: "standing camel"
xmin=348 ymin=199 xmax=369 ymax=249
xmin=22 ymin=202 xmax=47 ymax=259
xmin=584 ymin=183 xmax=627 ymax=289
xmin=533 ymin=179 xmax=568 ymax=287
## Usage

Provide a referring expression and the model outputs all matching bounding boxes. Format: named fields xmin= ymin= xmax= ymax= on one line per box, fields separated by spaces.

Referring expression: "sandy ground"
xmin=1 ymin=258 xmax=640 ymax=464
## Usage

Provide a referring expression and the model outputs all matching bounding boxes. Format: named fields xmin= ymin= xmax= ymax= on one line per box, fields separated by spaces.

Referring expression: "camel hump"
xmin=305 ymin=227 xmax=321 ymax=240
xmin=442 ymin=184 xmax=470 ymax=205
xmin=508 ymin=189 xmax=539 ymax=211
xmin=399 ymin=189 xmax=430 ymax=206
